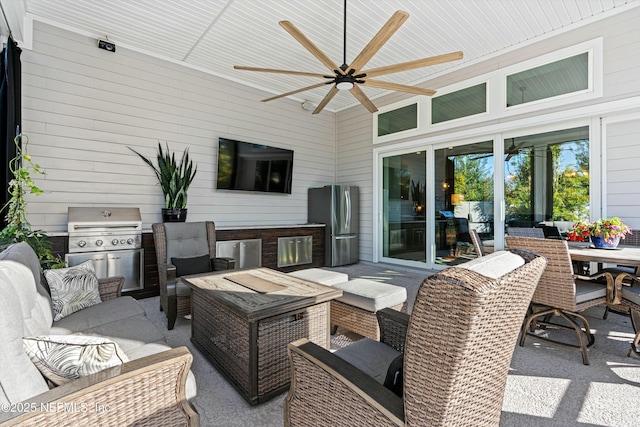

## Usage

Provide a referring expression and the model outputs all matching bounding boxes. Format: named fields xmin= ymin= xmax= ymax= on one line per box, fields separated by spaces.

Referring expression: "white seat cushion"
xmin=333 ymin=279 xmax=407 ymax=312
xmin=288 ymin=268 xmax=349 ymax=286
xmin=459 ymin=250 xmax=525 ymax=278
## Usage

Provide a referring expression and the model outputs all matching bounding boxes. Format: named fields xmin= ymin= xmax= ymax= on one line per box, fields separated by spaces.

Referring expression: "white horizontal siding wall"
xmin=337 ymin=7 xmax=640 ymax=263
xmin=22 ymin=22 xmax=336 ymax=232
xmin=605 ymin=117 xmax=640 ymax=228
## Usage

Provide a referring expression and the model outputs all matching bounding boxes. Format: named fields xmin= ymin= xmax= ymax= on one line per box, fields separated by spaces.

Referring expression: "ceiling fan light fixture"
xmin=335 ymin=75 xmax=355 ymax=90
xmin=336 ymin=81 xmax=354 ymax=90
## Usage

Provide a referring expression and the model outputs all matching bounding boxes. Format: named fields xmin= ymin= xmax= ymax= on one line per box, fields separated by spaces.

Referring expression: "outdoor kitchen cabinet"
xmin=215 ymin=239 xmax=262 ymax=270
xmin=65 ymin=249 xmax=144 ymax=292
xmin=277 ymin=235 xmax=313 ymax=267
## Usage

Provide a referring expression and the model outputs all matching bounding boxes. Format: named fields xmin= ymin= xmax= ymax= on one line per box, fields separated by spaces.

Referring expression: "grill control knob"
xmin=78 ymin=241 xmax=86 ymax=248
xmin=127 ymin=238 xmax=134 ymax=245
xmin=120 ymin=239 xmax=126 ymax=244
xmin=112 ymin=239 xmax=119 ymax=245
xmin=96 ymin=240 xmax=103 ymax=246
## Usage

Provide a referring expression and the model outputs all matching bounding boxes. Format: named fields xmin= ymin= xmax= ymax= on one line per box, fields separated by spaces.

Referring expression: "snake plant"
xmin=130 ymin=142 xmax=197 ymax=209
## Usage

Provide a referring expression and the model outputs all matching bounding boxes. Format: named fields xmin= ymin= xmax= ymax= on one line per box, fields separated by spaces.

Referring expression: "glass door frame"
xmin=374 ymin=118 xmax=600 ymax=270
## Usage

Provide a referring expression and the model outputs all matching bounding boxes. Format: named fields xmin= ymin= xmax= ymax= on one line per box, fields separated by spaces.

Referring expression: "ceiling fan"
xmin=468 ymin=139 xmax=526 ymax=162
xmin=234 ymin=0 xmax=463 ymax=114
xmin=505 ymin=139 xmax=526 ymax=161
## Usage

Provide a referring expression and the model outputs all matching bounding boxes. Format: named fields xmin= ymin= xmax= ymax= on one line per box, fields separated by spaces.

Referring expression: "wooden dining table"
xmin=568 ymin=242 xmax=640 ymax=304
xmin=568 ymin=243 xmax=640 ymax=357
xmin=568 ymin=243 xmax=640 ymax=267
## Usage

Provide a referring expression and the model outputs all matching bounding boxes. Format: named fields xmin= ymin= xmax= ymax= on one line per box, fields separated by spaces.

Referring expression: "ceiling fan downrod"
xmin=341 ymin=0 xmax=348 ymax=71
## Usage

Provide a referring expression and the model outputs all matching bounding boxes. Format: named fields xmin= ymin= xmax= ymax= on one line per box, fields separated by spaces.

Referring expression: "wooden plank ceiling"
xmin=1 ymin=0 xmax=638 ymax=112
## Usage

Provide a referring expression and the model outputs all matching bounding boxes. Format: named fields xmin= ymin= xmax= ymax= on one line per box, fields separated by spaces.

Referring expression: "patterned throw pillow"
xmin=44 ymin=261 xmax=102 ymax=321
xmin=22 ymin=335 xmax=129 ymax=385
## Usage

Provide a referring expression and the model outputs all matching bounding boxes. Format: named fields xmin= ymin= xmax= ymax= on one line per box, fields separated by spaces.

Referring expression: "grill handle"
xmin=73 ymin=224 xmax=141 ymax=230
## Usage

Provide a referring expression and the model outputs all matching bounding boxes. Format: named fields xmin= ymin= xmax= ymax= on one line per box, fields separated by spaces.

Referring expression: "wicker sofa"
xmin=0 ymin=242 xmax=198 ymax=426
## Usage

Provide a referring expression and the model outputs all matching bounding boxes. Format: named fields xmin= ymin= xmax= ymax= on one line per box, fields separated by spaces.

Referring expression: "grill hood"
xmin=67 ymin=207 xmax=142 ymax=232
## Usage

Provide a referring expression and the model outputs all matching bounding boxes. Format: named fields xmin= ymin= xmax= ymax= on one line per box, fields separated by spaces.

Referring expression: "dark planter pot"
xmin=162 ymin=208 xmax=188 ymax=222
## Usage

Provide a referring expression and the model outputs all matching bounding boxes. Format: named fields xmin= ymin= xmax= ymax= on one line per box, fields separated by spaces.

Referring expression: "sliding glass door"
xmin=378 ymin=125 xmax=591 ymax=268
xmin=434 ymin=141 xmax=495 ymax=265
xmin=382 ymin=152 xmax=427 ymax=263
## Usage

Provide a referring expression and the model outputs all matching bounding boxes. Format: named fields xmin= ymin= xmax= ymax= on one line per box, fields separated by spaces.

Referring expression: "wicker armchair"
xmin=284 ymin=250 xmax=547 ymax=427
xmin=0 ymin=347 xmax=198 ymax=426
xmin=506 ymin=236 xmax=612 ymax=365
xmin=152 ymin=221 xmax=235 ymax=330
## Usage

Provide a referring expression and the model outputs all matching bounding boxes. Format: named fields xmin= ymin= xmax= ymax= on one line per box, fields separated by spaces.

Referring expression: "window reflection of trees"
xmin=505 ymin=135 xmax=589 ymax=225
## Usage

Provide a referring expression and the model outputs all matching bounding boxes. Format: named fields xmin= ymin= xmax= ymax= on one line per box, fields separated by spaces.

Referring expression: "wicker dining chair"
xmin=505 ymin=236 xmax=612 ymax=364
xmin=506 ymin=226 xmax=545 ymax=238
xmin=284 ymin=249 xmax=547 ymax=427
xmin=616 ymin=287 xmax=640 ymax=357
xmin=469 ymin=229 xmax=485 ymax=257
xmin=596 ymin=265 xmax=640 ymax=357
xmin=152 ymin=221 xmax=235 ymax=330
xmin=599 ymin=232 xmax=640 ymax=319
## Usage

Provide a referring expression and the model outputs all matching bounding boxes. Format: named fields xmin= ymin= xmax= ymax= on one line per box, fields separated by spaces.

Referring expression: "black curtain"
xmin=0 ymin=36 xmax=21 ymax=228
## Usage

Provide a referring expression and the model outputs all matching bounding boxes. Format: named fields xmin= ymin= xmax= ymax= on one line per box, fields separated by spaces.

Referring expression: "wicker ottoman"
xmin=331 ymin=279 xmax=407 ymax=340
xmin=288 ymin=268 xmax=349 ymax=286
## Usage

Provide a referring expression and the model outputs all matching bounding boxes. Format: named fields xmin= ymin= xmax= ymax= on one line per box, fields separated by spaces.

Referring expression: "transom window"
xmin=432 ymin=83 xmax=486 ymax=124
xmin=506 ymin=53 xmax=589 ymax=107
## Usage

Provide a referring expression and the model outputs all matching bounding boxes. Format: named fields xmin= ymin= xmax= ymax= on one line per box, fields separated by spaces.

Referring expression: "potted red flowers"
xmin=568 ymin=217 xmax=632 ymax=248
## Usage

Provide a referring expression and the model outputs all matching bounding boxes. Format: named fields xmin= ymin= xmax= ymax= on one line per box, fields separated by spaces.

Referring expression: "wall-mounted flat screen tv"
xmin=216 ymin=137 xmax=294 ymax=194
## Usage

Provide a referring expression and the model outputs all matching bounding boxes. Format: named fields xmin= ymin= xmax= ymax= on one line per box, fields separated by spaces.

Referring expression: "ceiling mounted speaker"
xmin=98 ymin=39 xmax=116 ymax=52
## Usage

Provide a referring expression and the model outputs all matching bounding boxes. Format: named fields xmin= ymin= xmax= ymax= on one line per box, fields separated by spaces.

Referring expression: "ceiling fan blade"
xmin=348 ymin=10 xmax=409 ymax=73
xmin=279 ymin=21 xmax=342 ymax=74
xmin=312 ymin=86 xmax=339 ymax=115
xmin=261 ymin=82 xmax=328 ymax=102
xmin=505 ymin=141 xmax=527 ymax=161
xmin=234 ymin=65 xmax=328 ymax=78
xmin=363 ymin=79 xmax=436 ymax=96
xmin=349 ymin=85 xmax=378 ymax=113
xmin=364 ymin=51 xmax=464 ymax=78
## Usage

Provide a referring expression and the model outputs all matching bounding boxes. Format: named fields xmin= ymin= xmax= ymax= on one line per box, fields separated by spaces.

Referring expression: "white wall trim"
xmin=373 ymin=96 xmax=640 ymax=156
xmin=600 ymin=111 xmax=640 ymax=219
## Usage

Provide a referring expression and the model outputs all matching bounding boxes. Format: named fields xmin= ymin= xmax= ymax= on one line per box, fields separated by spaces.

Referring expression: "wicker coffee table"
xmin=182 ymin=267 xmax=342 ymax=405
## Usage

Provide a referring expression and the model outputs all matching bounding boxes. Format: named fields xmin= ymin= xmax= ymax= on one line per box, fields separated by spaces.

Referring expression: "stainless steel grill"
xmin=67 ymin=207 xmax=142 ymax=253
xmin=66 ymin=207 xmax=144 ymax=292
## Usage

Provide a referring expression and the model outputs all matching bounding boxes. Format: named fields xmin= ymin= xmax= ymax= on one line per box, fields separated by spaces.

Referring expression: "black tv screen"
xmin=216 ymin=138 xmax=294 ymax=194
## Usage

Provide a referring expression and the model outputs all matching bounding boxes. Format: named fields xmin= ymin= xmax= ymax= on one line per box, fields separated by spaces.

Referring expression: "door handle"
xmin=345 ymin=190 xmax=351 ymax=230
